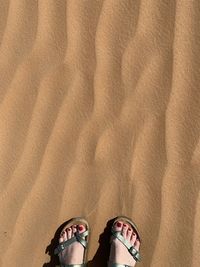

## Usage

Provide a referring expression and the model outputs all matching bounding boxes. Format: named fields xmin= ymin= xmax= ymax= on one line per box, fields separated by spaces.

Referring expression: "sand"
xmin=0 ymin=1 xmax=200 ymax=266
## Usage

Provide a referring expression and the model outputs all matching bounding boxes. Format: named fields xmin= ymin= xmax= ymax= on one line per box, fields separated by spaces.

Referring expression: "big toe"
xmin=78 ymin=224 xmax=86 ymax=234
xmin=114 ymin=221 xmax=123 ymax=232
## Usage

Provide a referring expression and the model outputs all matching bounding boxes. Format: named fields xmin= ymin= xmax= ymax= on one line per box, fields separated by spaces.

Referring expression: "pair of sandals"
xmin=54 ymin=216 xmax=141 ymax=267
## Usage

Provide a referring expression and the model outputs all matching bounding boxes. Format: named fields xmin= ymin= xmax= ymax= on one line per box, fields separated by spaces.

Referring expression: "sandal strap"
xmin=111 ymin=230 xmax=141 ymax=262
xmin=54 ymin=230 xmax=89 ymax=255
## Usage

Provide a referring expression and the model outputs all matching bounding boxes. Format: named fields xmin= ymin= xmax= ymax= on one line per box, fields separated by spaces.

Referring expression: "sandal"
xmin=108 ymin=215 xmax=141 ymax=267
xmin=54 ymin=217 xmax=90 ymax=267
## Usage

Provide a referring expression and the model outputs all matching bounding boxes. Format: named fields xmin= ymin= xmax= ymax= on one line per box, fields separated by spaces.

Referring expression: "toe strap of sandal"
xmin=111 ymin=230 xmax=141 ymax=262
xmin=54 ymin=230 xmax=89 ymax=255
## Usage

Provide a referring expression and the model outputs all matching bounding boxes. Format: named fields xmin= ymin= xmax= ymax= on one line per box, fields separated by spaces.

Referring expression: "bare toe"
xmin=66 ymin=227 xmax=72 ymax=239
xmin=134 ymin=239 xmax=141 ymax=250
xmin=122 ymin=224 xmax=129 ymax=237
xmin=126 ymin=227 xmax=133 ymax=241
xmin=114 ymin=221 xmax=123 ymax=232
xmin=59 ymin=230 xmax=67 ymax=243
xmin=72 ymin=225 xmax=77 ymax=234
xmin=130 ymin=231 xmax=137 ymax=245
xmin=78 ymin=224 xmax=86 ymax=234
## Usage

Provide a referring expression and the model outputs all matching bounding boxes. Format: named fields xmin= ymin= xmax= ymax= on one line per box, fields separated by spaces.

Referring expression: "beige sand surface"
xmin=0 ymin=1 xmax=200 ymax=266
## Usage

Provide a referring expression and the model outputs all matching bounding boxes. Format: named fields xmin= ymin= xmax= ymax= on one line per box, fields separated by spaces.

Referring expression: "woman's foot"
xmin=109 ymin=221 xmax=141 ymax=266
xmin=58 ymin=224 xmax=86 ymax=265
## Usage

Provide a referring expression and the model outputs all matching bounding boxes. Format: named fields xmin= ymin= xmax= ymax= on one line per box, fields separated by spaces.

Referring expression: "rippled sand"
xmin=0 ymin=1 xmax=200 ymax=266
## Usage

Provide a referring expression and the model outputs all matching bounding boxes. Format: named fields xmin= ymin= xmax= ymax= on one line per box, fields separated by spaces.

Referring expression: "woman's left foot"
xmin=109 ymin=220 xmax=141 ymax=266
xmin=59 ymin=224 xmax=86 ymax=265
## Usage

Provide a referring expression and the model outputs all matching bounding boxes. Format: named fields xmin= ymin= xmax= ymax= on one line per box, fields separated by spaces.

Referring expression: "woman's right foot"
xmin=109 ymin=221 xmax=141 ymax=266
xmin=58 ymin=224 xmax=86 ymax=265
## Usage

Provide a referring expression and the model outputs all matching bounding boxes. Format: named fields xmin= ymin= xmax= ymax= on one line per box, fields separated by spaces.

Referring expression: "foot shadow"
xmin=43 ymin=217 xmax=116 ymax=267
xmin=87 ymin=217 xmax=116 ymax=267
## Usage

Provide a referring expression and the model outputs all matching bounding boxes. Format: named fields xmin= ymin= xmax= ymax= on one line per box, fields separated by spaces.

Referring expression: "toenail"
xmin=78 ymin=225 xmax=84 ymax=231
xmin=128 ymin=228 xmax=131 ymax=231
xmin=116 ymin=222 xmax=122 ymax=227
xmin=123 ymin=224 xmax=128 ymax=227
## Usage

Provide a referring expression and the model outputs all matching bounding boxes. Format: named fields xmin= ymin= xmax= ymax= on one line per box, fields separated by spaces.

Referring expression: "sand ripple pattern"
xmin=0 ymin=1 xmax=200 ymax=266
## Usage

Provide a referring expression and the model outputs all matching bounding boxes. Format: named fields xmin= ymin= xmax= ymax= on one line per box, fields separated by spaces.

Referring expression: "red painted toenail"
xmin=123 ymin=224 xmax=128 ymax=227
xmin=116 ymin=222 xmax=122 ymax=227
xmin=78 ymin=225 xmax=83 ymax=231
xmin=128 ymin=228 xmax=131 ymax=231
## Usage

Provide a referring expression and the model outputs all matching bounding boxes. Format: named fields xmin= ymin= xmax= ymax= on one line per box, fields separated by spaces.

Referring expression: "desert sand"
xmin=0 ymin=1 xmax=200 ymax=266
